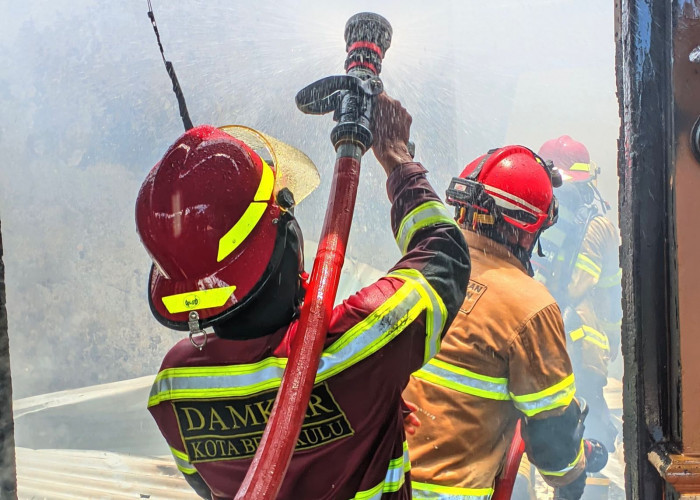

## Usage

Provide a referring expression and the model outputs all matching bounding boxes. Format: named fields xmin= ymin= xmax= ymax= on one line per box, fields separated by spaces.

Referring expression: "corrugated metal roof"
xmin=16 ymin=448 xmax=196 ymax=499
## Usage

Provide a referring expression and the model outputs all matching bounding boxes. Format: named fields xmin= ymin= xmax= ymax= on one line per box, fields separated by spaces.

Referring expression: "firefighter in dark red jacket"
xmin=135 ymin=93 xmax=470 ymax=499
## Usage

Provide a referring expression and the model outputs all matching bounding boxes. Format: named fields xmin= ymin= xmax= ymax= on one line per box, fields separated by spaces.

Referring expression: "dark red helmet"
xmin=447 ymin=145 xmax=559 ymax=234
xmin=136 ymin=125 xmax=287 ymax=330
xmin=538 ymin=135 xmax=597 ymax=183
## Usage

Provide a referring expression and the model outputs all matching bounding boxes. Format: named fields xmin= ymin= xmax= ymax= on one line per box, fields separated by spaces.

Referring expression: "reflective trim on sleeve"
xmin=148 ymin=279 xmax=426 ymax=407
xmin=413 ymin=359 xmax=510 ymax=401
xmin=389 ymin=268 xmax=448 ymax=363
xmin=569 ymin=325 xmax=610 ymax=351
xmin=170 ymin=446 xmax=197 ymax=475
xmin=412 ymin=481 xmax=493 ymax=499
xmin=538 ymin=440 xmax=585 ymax=478
xmin=510 ymin=373 xmax=576 ymax=417
xmin=598 ymin=268 xmax=622 ymax=288
xmin=395 ymin=201 xmax=457 ymax=254
xmin=574 ymin=253 xmax=602 ymax=280
xmin=353 ymin=441 xmax=410 ymax=499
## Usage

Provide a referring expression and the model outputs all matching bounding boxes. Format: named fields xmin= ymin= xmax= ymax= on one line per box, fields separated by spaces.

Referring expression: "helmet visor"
xmin=219 ymin=125 xmax=320 ymax=205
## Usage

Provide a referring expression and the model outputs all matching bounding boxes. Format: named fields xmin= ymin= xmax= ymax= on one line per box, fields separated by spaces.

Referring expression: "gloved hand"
xmin=371 ymin=92 xmax=414 ymax=175
xmin=554 ymin=470 xmax=586 ymax=500
xmin=584 ymin=438 xmax=608 ymax=473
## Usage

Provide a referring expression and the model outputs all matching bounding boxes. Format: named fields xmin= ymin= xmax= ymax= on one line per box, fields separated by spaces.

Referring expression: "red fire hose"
xmin=492 ymin=419 xmax=526 ymax=500
xmin=234 ymin=155 xmax=363 ymax=499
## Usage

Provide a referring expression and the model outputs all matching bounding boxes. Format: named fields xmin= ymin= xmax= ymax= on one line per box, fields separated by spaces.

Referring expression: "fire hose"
xmin=234 ymin=13 xmax=394 ymax=499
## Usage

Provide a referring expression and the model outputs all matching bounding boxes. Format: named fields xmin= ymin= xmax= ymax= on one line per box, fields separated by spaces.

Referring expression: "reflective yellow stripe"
xmin=149 ymin=278 xmax=429 ymax=407
xmin=510 ymin=373 xmax=576 ymax=417
xmin=170 ymin=446 xmax=197 ymax=475
xmin=575 ymin=253 xmax=601 ymax=279
xmin=389 ymin=268 xmax=448 ymax=363
xmin=412 ymin=481 xmax=493 ymax=499
xmin=569 ymin=162 xmax=591 ymax=172
xmin=414 ymin=359 xmax=510 ymax=401
xmin=598 ymin=269 xmax=622 ymax=288
xmin=539 ymin=440 xmax=584 ymax=477
xmin=217 ymin=159 xmax=275 ymax=262
xmin=569 ymin=325 xmax=610 ymax=351
xmin=161 ymin=286 xmax=237 ymax=314
xmin=353 ymin=441 xmax=410 ymax=499
xmin=396 ymin=201 xmax=457 ymax=254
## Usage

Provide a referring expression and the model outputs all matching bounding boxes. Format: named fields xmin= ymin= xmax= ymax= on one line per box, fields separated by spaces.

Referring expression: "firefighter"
xmin=135 ymin=92 xmax=470 ymax=499
xmin=403 ymin=146 xmax=589 ymax=500
xmin=535 ymin=135 xmax=621 ymax=454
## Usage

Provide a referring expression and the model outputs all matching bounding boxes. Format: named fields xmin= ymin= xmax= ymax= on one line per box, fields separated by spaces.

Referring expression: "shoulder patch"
xmin=460 ymin=279 xmax=487 ymax=315
xmin=173 ymin=382 xmax=354 ymax=463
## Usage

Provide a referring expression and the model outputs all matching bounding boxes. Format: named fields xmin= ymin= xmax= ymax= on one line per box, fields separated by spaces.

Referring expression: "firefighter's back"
xmin=406 ymin=230 xmax=571 ymax=495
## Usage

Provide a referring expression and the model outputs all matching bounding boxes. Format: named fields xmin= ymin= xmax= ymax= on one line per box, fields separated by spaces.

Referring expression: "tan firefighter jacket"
xmin=404 ymin=231 xmax=585 ymax=499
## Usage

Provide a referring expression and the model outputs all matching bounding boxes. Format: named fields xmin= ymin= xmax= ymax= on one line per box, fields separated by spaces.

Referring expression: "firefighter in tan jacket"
xmin=404 ymin=146 xmax=589 ymax=500
xmin=535 ymin=135 xmax=622 ymax=452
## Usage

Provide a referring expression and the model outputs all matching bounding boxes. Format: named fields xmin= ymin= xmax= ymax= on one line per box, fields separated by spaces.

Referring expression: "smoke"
xmin=0 ymin=0 xmax=617 ymax=397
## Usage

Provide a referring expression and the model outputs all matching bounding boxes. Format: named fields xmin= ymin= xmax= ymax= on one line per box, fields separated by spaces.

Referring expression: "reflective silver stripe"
xmin=353 ymin=442 xmax=410 ymax=499
xmin=395 ymin=201 xmax=456 ymax=254
xmin=170 ymin=447 xmax=196 ymax=475
xmin=414 ymin=359 xmax=510 ymax=401
xmin=510 ymin=374 xmax=576 ymax=417
xmin=389 ymin=268 xmax=448 ymax=363
xmin=149 ymin=281 xmax=426 ymax=406
xmin=412 ymin=481 xmax=493 ymax=500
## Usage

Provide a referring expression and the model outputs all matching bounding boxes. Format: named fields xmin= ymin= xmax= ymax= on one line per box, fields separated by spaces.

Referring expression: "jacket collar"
xmin=464 ymin=230 xmax=530 ymax=275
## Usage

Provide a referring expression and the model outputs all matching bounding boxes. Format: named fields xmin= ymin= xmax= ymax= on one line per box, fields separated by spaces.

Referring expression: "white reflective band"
xmin=510 ymin=373 xmax=576 ymax=417
xmin=539 ymin=440 xmax=585 ymax=477
xmin=149 ymin=278 xmax=429 ymax=407
xmin=412 ymin=481 xmax=494 ymax=499
xmin=395 ymin=201 xmax=457 ymax=254
xmin=353 ymin=441 xmax=410 ymax=499
xmin=170 ymin=446 xmax=197 ymax=475
xmin=575 ymin=253 xmax=602 ymax=279
xmin=414 ymin=359 xmax=510 ymax=401
xmin=389 ymin=268 xmax=448 ymax=363
xmin=484 ymin=184 xmax=542 ymax=215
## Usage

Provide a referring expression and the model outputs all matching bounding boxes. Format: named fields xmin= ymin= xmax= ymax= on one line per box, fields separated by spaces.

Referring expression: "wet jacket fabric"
xmin=403 ymin=231 xmax=585 ymax=499
xmin=147 ymin=162 xmax=470 ymax=500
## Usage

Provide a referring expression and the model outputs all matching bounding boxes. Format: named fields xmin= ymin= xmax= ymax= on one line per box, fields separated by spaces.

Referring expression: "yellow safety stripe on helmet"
xmin=217 ymin=159 xmax=275 ymax=262
xmin=396 ymin=201 xmax=458 ymax=255
xmin=170 ymin=446 xmax=197 ymax=475
xmin=353 ymin=441 xmax=410 ymax=499
xmin=510 ymin=373 xmax=576 ymax=417
xmin=389 ymin=268 xmax=448 ymax=363
xmin=569 ymin=162 xmax=591 ymax=172
xmin=575 ymin=253 xmax=602 ymax=280
xmin=598 ymin=268 xmax=622 ymax=288
xmin=539 ymin=440 xmax=585 ymax=477
xmin=161 ymin=286 xmax=237 ymax=314
xmin=569 ymin=325 xmax=610 ymax=351
xmin=414 ymin=359 xmax=510 ymax=401
xmin=148 ymin=279 xmax=426 ymax=407
xmin=412 ymin=481 xmax=494 ymax=499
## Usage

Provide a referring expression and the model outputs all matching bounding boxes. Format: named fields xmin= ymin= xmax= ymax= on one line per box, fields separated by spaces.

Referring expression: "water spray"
xmin=234 ymin=12 xmax=394 ymax=499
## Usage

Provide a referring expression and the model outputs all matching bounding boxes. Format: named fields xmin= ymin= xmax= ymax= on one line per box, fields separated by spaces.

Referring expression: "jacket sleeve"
xmin=567 ymin=216 xmax=619 ymax=302
xmin=326 ymin=162 xmax=470 ymax=376
xmin=508 ymin=303 xmax=586 ymax=487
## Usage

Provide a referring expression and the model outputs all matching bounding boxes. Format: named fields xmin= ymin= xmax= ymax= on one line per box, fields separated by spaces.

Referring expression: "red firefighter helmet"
xmin=447 ymin=145 xmax=559 ymax=234
xmin=135 ymin=125 xmax=288 ymax=330
xmin=538 ymin=135 xmax=597 ymax=183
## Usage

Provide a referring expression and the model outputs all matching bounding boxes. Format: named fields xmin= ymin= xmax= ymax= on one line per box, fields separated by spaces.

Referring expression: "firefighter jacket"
xmin=403 ymin=231 xmax=585 ymax=500
xmin=147 ymin=162 xmax=470 ymax=500
xmin=566 ymin=215 xmax=621 ymax=380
